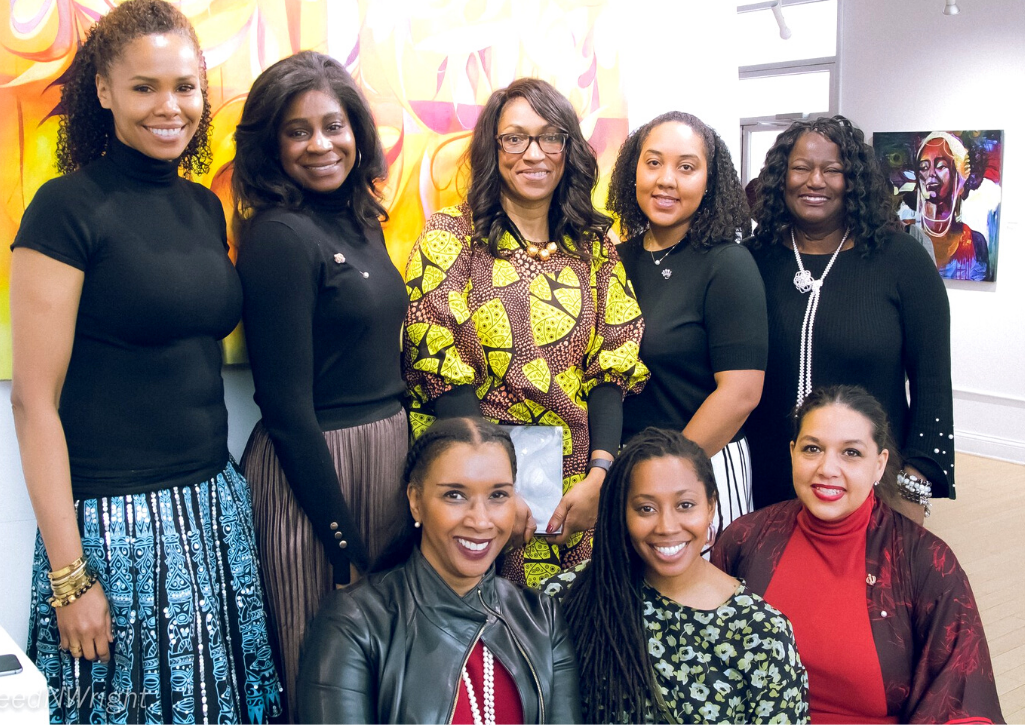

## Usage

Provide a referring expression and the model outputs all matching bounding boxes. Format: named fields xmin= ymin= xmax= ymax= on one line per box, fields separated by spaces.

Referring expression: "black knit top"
xmin=235 ymin=191 xmax=408 ymax=574
xmin=11 ymin=138 xmax=241 ymax=497
xmin=744 ymin=231 xmax=955 ymax=508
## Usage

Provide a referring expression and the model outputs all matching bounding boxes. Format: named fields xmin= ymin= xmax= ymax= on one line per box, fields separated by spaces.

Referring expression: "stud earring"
xmin=873 ymin=480 xmax=880 ymax=487
xmin=414 ymin=521 xmax=421 ymax=528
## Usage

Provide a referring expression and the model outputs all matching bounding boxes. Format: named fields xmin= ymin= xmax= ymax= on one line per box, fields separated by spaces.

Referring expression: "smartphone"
xmin=0 ymin=654 xmax=23 ymax=677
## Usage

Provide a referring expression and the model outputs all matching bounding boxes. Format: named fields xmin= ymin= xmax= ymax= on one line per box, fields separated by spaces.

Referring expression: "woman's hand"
xmin=507 ymin=494 xmax=537 ymax=550
xmin=56 ymin=582 xmax=112 ymax=663
xmin=546 ymin=467 xmax=606 ymax=545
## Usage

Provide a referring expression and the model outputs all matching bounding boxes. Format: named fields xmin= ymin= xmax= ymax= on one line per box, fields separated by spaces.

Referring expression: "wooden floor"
xmin=929 ymin=453 xmax=1025 ymax=722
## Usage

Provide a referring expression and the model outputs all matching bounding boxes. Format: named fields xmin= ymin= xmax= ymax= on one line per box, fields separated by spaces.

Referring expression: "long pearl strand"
xmin=461 ymin=645 xmax=496 ymax=725
xmin=791 ymin=227 xmax=849 ymax=407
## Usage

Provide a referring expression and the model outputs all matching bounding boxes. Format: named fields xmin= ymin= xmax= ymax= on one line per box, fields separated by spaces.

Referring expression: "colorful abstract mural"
xmin=0 ymin=0 xmax=627 ymax=378
xmin=874 ymin=129 xmax=1003 ymax=283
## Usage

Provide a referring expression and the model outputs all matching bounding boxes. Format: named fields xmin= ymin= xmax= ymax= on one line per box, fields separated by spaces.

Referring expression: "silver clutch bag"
xmin=500 ymin=425 xmax=564 ymax=535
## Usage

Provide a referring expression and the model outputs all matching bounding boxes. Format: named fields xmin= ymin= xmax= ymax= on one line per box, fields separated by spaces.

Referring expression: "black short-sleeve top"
xmin=620 ymin=237 xmax=768 ymax=442
xmin=11 ymin=138 xmax=242 ymax=498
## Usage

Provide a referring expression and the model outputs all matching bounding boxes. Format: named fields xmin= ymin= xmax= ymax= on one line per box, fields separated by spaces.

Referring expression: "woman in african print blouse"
xmin=402 ymin=78 xmax=649 ymax=587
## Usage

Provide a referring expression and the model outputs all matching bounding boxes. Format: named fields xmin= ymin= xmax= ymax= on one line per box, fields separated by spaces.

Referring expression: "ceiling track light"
xmin=772 ymin=0 xmax=792 ymax=38
xmin=943 ymin=0 xmax=960 ymax=15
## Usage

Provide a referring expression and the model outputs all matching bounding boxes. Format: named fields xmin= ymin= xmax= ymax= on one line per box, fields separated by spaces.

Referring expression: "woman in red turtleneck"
xmin=712 ymin=385 xmax=1003 ymax=724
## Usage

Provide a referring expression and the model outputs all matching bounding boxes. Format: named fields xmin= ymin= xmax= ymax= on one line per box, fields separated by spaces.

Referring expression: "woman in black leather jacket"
xmin=297 ymin=417 xmax=581 ymax=724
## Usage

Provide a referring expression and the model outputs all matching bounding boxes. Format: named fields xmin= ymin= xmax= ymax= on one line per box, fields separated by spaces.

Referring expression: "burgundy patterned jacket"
xmin=711 ymin=499 xmax=1004 ymax=724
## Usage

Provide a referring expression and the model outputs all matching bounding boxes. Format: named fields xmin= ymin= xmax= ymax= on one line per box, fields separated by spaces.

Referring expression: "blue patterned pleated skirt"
xmin=27 ymin=461 xmax=284 ymax=724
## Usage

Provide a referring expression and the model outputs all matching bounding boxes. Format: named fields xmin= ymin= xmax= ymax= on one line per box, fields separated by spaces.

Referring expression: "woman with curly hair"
xmin=232 ymin=51 xmax=408 ymax=718
xmin=543 ymin=428 xmax=808 ymax=723
xmin=403 ymin=78 xmax=649 ymax=587
xmin=608 ymin=112 xmax=767 ymax=546
xmin=9 ymin=1 xmax=282 ymax=720
xmin=744 ymin=115 xmax=954 ymax=517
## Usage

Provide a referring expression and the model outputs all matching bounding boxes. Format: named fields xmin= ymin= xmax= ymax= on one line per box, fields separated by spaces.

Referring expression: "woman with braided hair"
xmin=10 ymin=1 xmax=281 ymax=720
xmin=297 ymin=417 xmax=581 ymax=724
xmin=542 ymin=428 xmax=807 ymax=724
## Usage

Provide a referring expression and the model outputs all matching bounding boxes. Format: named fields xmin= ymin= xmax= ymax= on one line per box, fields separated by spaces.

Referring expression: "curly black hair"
xmin=607 ymin=111 xmax=751 ymax=247
xmin=751 ymin=115 xmax=897 ymax=254
xmin=466 ymin=78 xmax=611 ymax=260
xmin=55 ymin=0 xmax=212 ymax=177
xmin=561 ymin=427 xmax=718 ymax=723
xmin=232 ymin=51 xmax=388 ymax=228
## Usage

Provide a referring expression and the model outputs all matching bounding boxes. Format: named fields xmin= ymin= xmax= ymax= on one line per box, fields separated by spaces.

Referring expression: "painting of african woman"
xmin=874 ymin=130 xmax=1002 ymax=282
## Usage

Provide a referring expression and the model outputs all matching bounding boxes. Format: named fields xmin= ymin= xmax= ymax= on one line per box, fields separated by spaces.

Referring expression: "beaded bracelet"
xmin=897 ymin=470 xmax=933 ymax=518
xmin=49 ymin=573 xmax=97 ymax=608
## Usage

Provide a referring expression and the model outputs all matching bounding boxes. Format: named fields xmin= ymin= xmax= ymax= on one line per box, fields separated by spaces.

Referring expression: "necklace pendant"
xmin=793 ymin=269 xmax=814 ymax=294
xmin=654 ymin=258 xmax=662 ymax=265
xmin=661 ymin=267 xmax=672 ymax=279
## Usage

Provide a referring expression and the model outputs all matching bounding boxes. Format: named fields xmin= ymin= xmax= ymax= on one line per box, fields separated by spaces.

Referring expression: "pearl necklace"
xmin=791 ymin=227 xmax=849 ymax=407
xmin=461 ymin=644 xmax=496 ymax=725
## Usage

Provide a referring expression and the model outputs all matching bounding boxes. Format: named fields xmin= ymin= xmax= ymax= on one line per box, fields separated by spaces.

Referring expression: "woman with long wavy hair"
xmin=744 ymin=115 xmax=954 ymax=521
xmin=10 ymin=1 xmax=281 ymax=720
xmin=232 ymin=51 xmax=409 ymax=719
xmin=607 ymin=111 xmax=766 ymax=547
xmin=402 ymin=77 xmax=649 ymax=587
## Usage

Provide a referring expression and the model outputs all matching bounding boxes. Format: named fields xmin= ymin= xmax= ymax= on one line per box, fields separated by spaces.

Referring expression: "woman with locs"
xmin=10 ymin=1 xmax=281 ymax=720
xmin=744 ymin=115 xmax=954 ymax=520
xmin=232 ymin=51 xmax=409 ymax=717
xmin=608 ymin=111 xmax=767 ymax=547
xmin=543 ymin=428 xmax=808 ymax=723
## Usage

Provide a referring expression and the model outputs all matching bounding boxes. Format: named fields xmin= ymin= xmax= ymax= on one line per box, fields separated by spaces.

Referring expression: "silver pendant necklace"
xmin=646 ymin=231 xmax=680 ymax=279
xmin=791 ymin=227 xmax=849 ymax=407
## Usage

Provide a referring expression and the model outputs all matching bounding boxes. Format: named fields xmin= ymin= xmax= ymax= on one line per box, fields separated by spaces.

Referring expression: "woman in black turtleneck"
xmin=10 ymin=2 xmax=282 ymax=721
xmin=232 ymin=51 xmax=408 ymax=716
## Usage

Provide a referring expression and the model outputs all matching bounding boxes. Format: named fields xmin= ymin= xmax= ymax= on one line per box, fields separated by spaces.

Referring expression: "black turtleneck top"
xmin=12 ymin=138 xmax=242 ymax=497
xmin=235 ymin=192 xmax=408 ymax=575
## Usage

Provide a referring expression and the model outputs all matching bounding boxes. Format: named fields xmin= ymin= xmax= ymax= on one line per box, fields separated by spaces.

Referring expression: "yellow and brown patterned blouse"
xmin=403 ymin=203 xmax=648 ymax=586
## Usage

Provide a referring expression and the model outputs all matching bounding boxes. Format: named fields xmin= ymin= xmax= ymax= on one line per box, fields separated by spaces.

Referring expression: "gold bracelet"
xmin=49 ymin=556 xmax=87 ymax=581
xmin=48 ymin=575 xmax=97 ymax=608
xmin=50 ymin=562 xmax=87 ymax=588
xmin=48 ymin=574 xmax=96 ymax=611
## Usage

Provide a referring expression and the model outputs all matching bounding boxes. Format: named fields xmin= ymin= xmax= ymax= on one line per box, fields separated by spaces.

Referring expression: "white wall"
xmin=838 ymin=0 xmax=1025 ymax=465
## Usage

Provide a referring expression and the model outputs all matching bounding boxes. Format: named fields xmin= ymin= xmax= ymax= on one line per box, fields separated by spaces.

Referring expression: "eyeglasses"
xmin=496 ymin=132 xmax=568 ymax=154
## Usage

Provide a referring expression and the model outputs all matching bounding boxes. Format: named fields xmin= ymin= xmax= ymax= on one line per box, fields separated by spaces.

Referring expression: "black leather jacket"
xmin=297 ymin=549 xmax=581 ymax=724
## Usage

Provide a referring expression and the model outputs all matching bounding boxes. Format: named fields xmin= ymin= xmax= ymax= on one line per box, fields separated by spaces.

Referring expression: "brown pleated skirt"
xmin=241 ymin=409 xmax=408 ymax=721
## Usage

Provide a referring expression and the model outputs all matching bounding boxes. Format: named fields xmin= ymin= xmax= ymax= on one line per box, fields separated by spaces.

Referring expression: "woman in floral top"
xmin=544 ymin=428 xmax=808 ymax=723
xmin=403 ymin=78 xmax=648 ymax=587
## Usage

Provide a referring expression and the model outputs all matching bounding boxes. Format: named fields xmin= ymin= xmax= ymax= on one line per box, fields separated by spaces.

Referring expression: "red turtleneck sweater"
xmin=763 ymin=492 xmax=896 ymax=724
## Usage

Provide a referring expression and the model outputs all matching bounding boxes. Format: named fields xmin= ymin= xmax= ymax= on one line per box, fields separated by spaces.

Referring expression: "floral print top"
xmin=543 ymin=568 xmax=809 ymax=724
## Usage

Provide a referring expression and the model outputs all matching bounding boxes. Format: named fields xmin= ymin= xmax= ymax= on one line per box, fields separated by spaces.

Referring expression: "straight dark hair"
xmin=561 ymin=427 xmax=717 ymax=722
xmin=607 ymin=111 xmax=751 ymax=247
xmin=232 ymin=50 xmax=387 ymax=228
xmin=373 ymin=417 xmax=517 ymax=573
xmin=466 ymin=77 xmax=610 ymax=260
